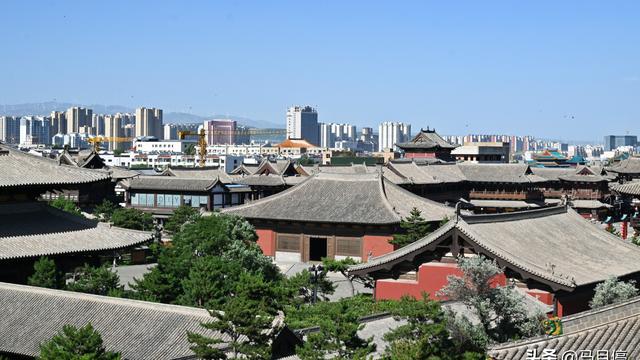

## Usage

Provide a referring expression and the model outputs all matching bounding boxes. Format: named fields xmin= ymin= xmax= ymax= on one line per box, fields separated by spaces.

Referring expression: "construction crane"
xmin=178 ymin=128 xmax=207 ymax=167
xmin=88 ymin=137 xmax=133 ymax=152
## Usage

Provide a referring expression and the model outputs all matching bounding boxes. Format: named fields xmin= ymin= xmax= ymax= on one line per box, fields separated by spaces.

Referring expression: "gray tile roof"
xmin=458 ymin=163 xmax=546 ymax=184
xmin=350 ymin=206 xmax=640 ymax=290
xmin=0 ymin=282 xmax=225 ymax=360
xmin=607 ymin=156 xmax=640 ymax=174
xmin=396 ymin=129 xmax=457 ymax=150
xmin=163 ymin=167 xmax=234 ymax=183
xmin=223 ymin=172 xmax=454 ymax=224
xmin=612 ymin=180 xmax=640 ymax=196
xmin=0 ymin=203 xmax=152 ymax=260
xmin=234 ymin=174 xmax=286 ymax=186
xmin=488 ymin=296 xmax=640 ymax=359
xmin=120 ymin=176 xmax=220 ymax=192
xmin=470 ymin=199 xmax=541 ymax=209
xmin=0 ymin=145 xmax=110 ymax=188
xmin=569 ymin=199 xmax=612 ymax=209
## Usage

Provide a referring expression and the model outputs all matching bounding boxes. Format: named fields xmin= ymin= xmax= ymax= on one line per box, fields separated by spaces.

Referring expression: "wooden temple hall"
xmin=349 ymin=205 xmax=640 ymax=316
xmin=0 ymin=145 xmax=153 ymax=282
xmin=223 ymin=171 xmax=454 ymax=262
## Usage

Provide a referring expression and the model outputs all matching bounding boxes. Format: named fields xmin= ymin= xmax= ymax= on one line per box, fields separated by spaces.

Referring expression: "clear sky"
xmin=0 ymin=1 xmax=638 ymax=140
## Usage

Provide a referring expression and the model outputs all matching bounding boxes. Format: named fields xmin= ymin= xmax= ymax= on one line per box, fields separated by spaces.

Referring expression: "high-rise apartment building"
xmin=19 ymin=116 xmax=51 ymax=146
xmin=92 ymin=114 xmax=105 ymax=136
xmin=50 ymin=111 xmax=66 ymax=135
xmin=0 ymin=116 xmax=20 ymax=144
xmin=205 ymin=119 xmax=237 ymax=145
xmin=378 ymin=122 xmax=411 ymax=151
xmin=604 ymin=135 xmax=638 ymax=151
xmin=104 ymin=114 xmax=124 ymax=151
xmin=318 ymin=122 xmax=357 ymax=148
xmin=65 ymin=107 xmax=92 ymax=134
xmin=286 ymin=105 xmax=319 ymax=145
xmin=135 ymin=107 xmax=163 ymax=138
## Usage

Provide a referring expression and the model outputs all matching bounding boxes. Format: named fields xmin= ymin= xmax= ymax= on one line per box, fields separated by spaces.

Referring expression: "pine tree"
xmin=38 ymin=323 xmax=121 ymax=360
xmin=66 ymin=264 xmax=122 ymax=296
xmin=164 ymin=205 xmax=200 ymax=234
xmin=297 ymin=299 xmax=375 ymax=360
xmin=93 ymin=199 xmax=118 ymax=222
xmin=390 ymin=208 xmax=432 ymax=248
xmin=188 ymin=273 xmax=283 ymax=359
xmin=28 ymin=257 xmax=64 ymax=289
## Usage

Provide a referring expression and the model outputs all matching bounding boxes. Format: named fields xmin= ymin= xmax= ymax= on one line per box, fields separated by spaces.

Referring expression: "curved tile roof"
xmin=488 ymin=296 xmax=640 ymax=359
xmin=607 ymin=157 xmax=640 ymax=174
xmin=222 ymin=172 xmax=453 ymax=224
xmin=0 ymin=145 xmax=110 ymax=188
xmin=350 ymin=206 xmax=640 ymax=290
xmin=0 ymin=203 xmax=152 ymax=260
xmin=120 ymin=176 xmax=220 ymax=192
xmin=0 ymin=282 xmax=225 ymax=360
xmin=611 ymin=180 xmax=640 ymax=196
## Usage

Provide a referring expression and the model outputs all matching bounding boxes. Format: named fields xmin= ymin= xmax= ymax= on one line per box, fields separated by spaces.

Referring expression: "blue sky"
xmin=0 ymin=1 xmax=638 ymax=140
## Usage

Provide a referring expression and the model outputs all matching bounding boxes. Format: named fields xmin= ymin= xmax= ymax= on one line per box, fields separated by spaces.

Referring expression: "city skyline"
xmin=1 ymin=1 xmax=639 ymax=140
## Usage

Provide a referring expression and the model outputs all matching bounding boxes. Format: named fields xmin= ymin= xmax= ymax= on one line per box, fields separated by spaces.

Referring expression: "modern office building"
xmin=378 ymin=122 xmax=411 ymax=151
xmin=286 ymin=105 xmax=319 ymax=146
xmin=135 ymin=107 xmax=163 ymax=138
xmin=0 ymin=116 xmax=20 ymax=144
xmin=604 ymin=135 xmax=637 ymax=151
xmin=92 ymin=114 xmax=105 ymax=136
xmin=65 ymin=107 xmax=92 ymax=134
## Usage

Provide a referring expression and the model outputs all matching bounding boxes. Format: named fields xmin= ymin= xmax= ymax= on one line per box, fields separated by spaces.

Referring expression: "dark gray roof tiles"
xmin=0 ymin=203 xmax=152 ymax=260
xmin=234 ymin=174 xmax=286 ymax=187
xmin=612 ymin=180 xmax=640 ymax=196
xmin=0 ymin=145 xmax=111 ymax=188
xmin=121 ymin=176 xmax=221 ymax=192
xmin=350 ymin=206 xmax=640 ymax=290
xmin=458 ymin=163 xmax=546 ymax=184
xmin=222 ymin=172 xmax=453 ymax=224
xmin=607 ymin=157 xmax=640 ymax=174
xmin=488 ymin=296 xmax=640 ymax=359
xmin=164 ymin=168 xmax=234 ymax=183
xmin=0 ymin=282 xmax=225 ymax=360
xmin=396 ymin=129 xmax=457 ymax=150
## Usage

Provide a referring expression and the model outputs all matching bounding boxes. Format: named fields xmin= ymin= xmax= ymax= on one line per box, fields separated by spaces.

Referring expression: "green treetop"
xmin=390 ymin=208 xmax=433 ymax=248
xmin=38 ymin=323 xmax=121 ymax=360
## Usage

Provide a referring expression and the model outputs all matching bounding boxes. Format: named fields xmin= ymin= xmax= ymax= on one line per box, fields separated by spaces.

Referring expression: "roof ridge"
xmin=461 ymin=205 xmax=567 ymax=224
xmin=0 ymin=281 xmax=210 ymax=317
xmin=377 ymin=172 xmax=402 ymax=222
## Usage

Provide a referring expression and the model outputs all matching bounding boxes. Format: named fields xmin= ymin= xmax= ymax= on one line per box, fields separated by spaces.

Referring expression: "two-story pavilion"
xmin=223 ymin=171 xmax=454 ymax=262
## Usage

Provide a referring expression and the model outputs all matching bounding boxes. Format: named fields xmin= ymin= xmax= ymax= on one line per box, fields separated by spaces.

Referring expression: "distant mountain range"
xmin=0 ymin=102 xmax=282 ymax=129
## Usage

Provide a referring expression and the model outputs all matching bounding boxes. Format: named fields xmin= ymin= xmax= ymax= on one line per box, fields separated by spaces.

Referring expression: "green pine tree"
xmin=188 ymin=273 xmax=283 ymax=359
xmin=164 ymin=205 xmax=201 ymax=234
xmin=390 ymin=208 xmax=432 ymax=248
xmin=38 ymin=323 xmax=121 ymax=360
xmin=297 ymin=299 xmax=375 ymax=360
xmin=93 ymin=199 xmax=118 ymax=222
xmin=66 ymin=264 xmax=122 ymax=296
xmin=28 ymin=257 xmax=64 ymax=289
xmin=110 ymin=208 xmax=153 ymax=230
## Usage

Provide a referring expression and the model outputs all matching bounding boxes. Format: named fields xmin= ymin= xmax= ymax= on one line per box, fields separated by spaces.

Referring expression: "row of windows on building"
xmin=130 ymin=193 xmax=208 ymax=208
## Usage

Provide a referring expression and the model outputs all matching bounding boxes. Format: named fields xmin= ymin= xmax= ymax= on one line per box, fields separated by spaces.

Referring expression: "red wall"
xmin=255 ymin=229 xmax=276 ymax=257
xmin=375 ymin=262 xmax=546 ymax=302
xmin=404 ymin=152 xmax=437 ymax=159
xmin=362 ymin=235 xmax=395 ymax=261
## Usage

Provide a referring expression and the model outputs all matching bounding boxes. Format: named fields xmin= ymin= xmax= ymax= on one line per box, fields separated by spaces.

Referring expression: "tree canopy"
xmin=438 ymin=256 xmax=544 ymax=346
xmin=590 ymin=277 xmax=639 ymax=309
xmin=38 ymin=323 xmax=121 ymax=360
xmin=131 ymin=214 xmax=281 ymax=306
xmin=66 ymin=264 xmax=122 ymax=297
xmin=93 ymin=199 xmax=118 ymax=222
xmin=163 ymin=205 xmax=201 ymax=234
xmin=28 ymin=257 xmax=64 ymax=290
xmin=390 ymin=208 xmax=433 ymax=248
xmin=110 ymin=207 xmax=153 ymax=231
xmin=50 ymin=197 xmax=82 ymax=216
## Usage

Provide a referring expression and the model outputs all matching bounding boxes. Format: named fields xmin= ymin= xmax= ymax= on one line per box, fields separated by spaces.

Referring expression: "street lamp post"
xmin=309 ymin=264 xmax=324 ymax=304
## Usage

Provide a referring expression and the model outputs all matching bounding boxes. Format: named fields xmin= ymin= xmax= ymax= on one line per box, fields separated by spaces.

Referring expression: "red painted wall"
xmin=255 ymin=229 xmax=276 ymax=257
xmin=376 ymin=262 xmax=508 ymax=301
xmin=362 ymin=235 xmax=395 ymax=261
xmin=404 ymin=152 xmax=437 ymax=159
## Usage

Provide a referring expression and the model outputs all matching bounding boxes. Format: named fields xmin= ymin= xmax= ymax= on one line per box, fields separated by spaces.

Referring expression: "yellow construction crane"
xmin=178 ymin=128 xmax=207 ymax=167
xmin=88 ymin=137 xmax=133 ymax=152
